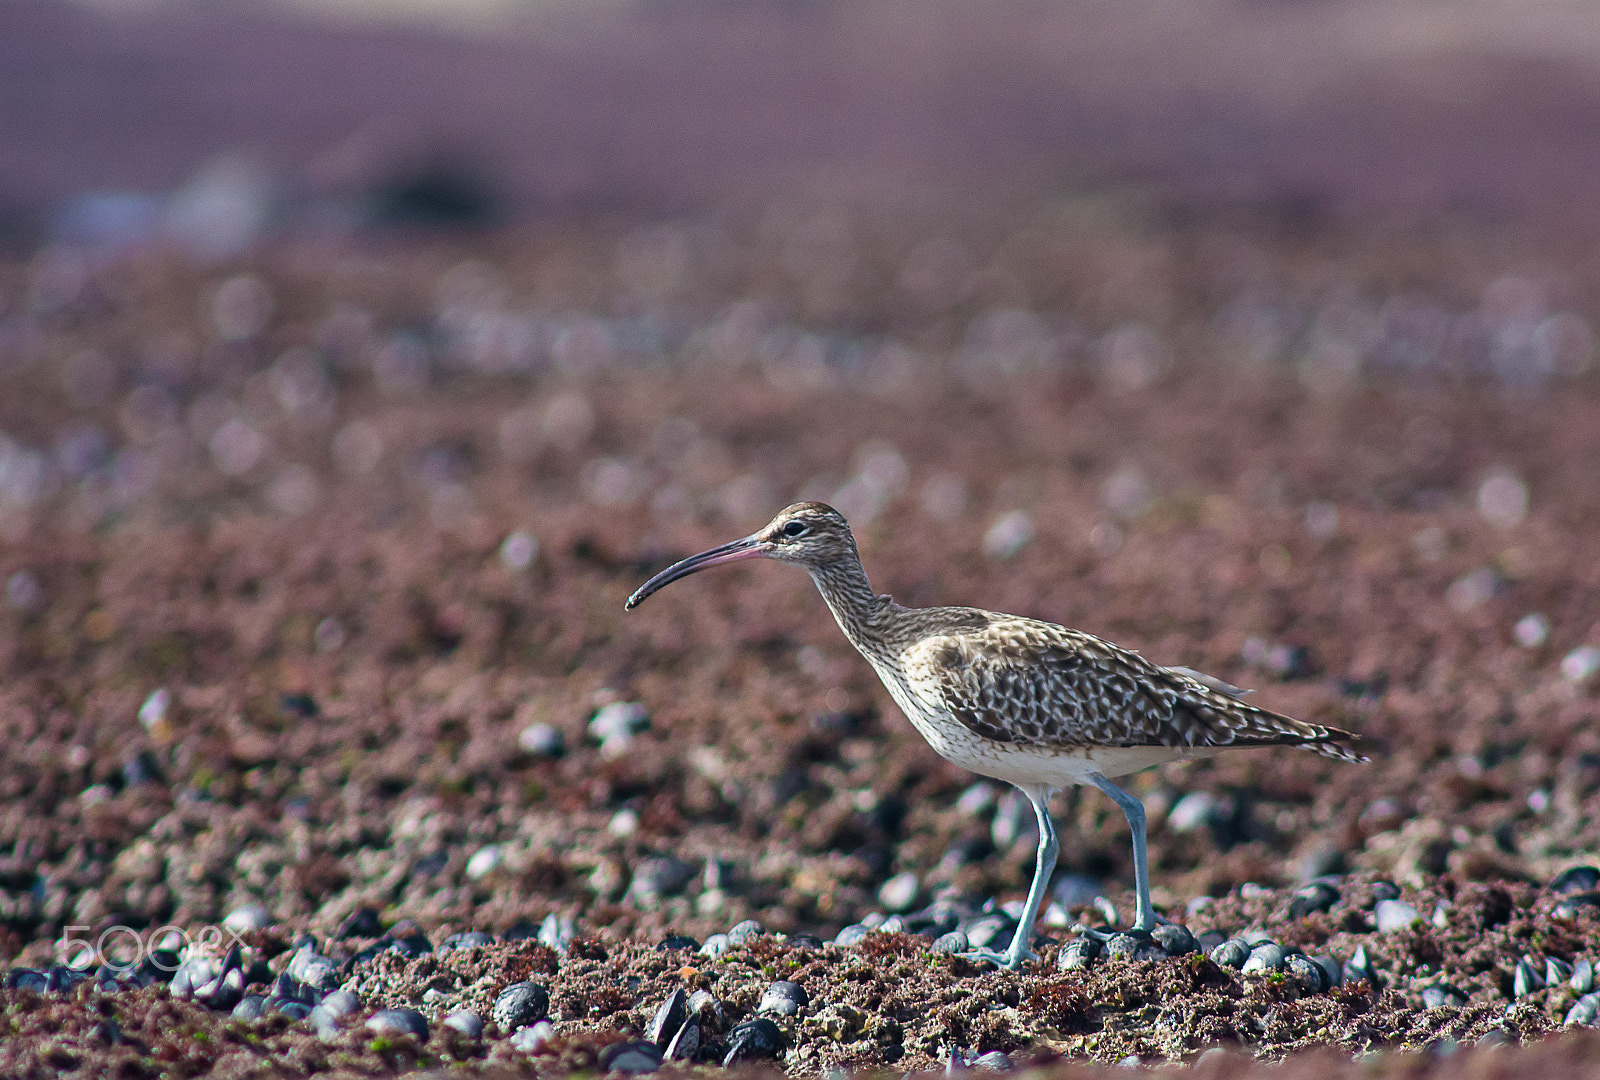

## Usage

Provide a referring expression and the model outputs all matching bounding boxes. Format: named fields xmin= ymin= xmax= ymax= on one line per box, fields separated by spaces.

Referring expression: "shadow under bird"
xmin=626 ymin=501 xmax=1365 ymax=969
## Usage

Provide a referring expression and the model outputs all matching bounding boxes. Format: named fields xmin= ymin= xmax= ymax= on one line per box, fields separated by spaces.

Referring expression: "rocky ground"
xmin=3 ymin=200 xmax=1600 ymax=1077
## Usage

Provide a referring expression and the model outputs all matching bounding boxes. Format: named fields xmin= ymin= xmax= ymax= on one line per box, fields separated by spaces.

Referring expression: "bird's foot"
xmin=956 ymin=945 xmax=1036 ymax=970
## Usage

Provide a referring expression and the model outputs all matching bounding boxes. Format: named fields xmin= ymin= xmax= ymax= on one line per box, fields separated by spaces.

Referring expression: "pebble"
xmin=1343 ymin=945 xmax=1377 ymax=986
xmin=1209 ymin=939 xmax=1251 ymax=969
xmin=646 ymin=989 xmax=688 ymax=1049
xmin=1151 ymin=924 xmax=1197 ymax=956
xmin=962 ymin=914 xmax=1014 ymax=951
xmin=590 ymin=701 xmax=649 ymax=757
xmin=366 ymin=1008 xmax=429 ymax=1041
xmin=630 ymin=856 xmax=696 ymax=906
xmin=1284 ymin=954 xmax=1325 ymax=993
xmin=170 ymin=956 xmax=217 ymax=999
xmin=1551 ymin=866 xmax=1600 ymax=894
xmin=687 ymin=989 xmax=724 ymax=1027
xmin=270 ymin=999 xmax=312 ymax=1020
xmin=658 ymin=934 xmax=700 ymax=951
xmin=1565 ymin=993 xmax=1600 ymax=1027
xmin=1421 ymin=984 xmax=1468 ymax=1010
xmin=956 ymin=782 xmax=997 ymax=817
xmin=1057 ymin=938 xmax=1101 ymax=972
xmin=539 ymin=912 xmax=575 ymax=954
xmin=723 ymin=1018 xmax=784 ymax=1065
xmin=1514 ymin=958 xmax=1544 ymax=998
xmin=698 ymin=934 xmax=731 ymax=958
xmin=317 ymin=990 xmax=361 ymax=1018
xmin=492 ymin=981 xmax=549 ymax=1031
xmin=973 ymin=1051 xmax=1013 ymax=1071
xmin=1242 ymin=943 xmax=1287 ymax=975
xmin=600 ymin=1040 xmax=665 ymax=1074
xmin=1546 ymin=957 xmax=1572 ymax=988
xmin=231 ymin=995 xmax=267 ymax=1021
xmin=1312 ymin=955 xmax=1343 ymax=989
xmin=932 ymin=930 xmax=968 ymax=954
xmin=879 ymin=871 xmax=920 ymax=912
xmin=664 ymin=1018 xmax=701 ymax=1061
xmin=510 ymin=1020 xmax=555 ymax=1053
xmin=1368 ymin=880 xmax=1402 ymax=904
xmin=1552 ymin=891 xmax=1600 ymax=920
xmin=726 ymin=919 xmax=764 ymax=946
xmin=758 ymin=980 xmax=808 ymax=1017
xmin=1286 ymin=880 xmax=1340 ymax=919
xmin=443 ymin=1010 xmax=484 ymax=1038
xmin=1572 ymin=958 xmax=1595 ymax=994
xmin=1374 ymin=899 xmax=1421 ymax=932
xmin=439 ymin=931 xmax=496 ymax=952
xmin=1166 ymin=791 xmax=1215 ymax=832
xmin=833 ymin=924 xmax=871 ymax=947
xmin=517 ymin=723 xmax=565 ymax=758
xmin=1196 ymin=929 xmax=1229 ymax=953
xmin=223 ymin=904 xmax=272 ymax=933
xmin=465 ymin=845 xmax=503 ymax=880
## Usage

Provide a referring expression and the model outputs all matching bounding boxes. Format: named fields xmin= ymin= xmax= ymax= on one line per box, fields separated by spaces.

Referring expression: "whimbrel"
xmin=626 ymin=502 xmax=1364 ymax=969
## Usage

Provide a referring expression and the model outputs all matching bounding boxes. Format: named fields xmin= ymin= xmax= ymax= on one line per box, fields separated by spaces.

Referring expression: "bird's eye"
xmin=782 ymin=520 xmax=808 ymax=538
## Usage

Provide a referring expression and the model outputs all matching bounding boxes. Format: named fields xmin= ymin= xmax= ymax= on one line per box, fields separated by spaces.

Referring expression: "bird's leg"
xmin=961 ymin=785 xmax=1057 ymax=970
xmin=1089 ymin=773 xmax=1155 ymax=932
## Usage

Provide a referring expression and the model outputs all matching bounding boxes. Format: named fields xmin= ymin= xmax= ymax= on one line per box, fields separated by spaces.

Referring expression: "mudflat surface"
xmin=2 ymin=203 xmax=1600 ymax=1076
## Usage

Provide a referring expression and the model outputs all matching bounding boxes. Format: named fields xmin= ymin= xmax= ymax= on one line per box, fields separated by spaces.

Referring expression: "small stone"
xmin=338 ymin=908 xmax=384 ymax=940
xmin=1368 ymin=880 xmax=1402 ymax=903
xmin=698 ymin=933 xmax=730 ymax=958
xmin=1209 ymin=939 xmax=1251 ymax=969
xmin=1242 ymin=943 xmax=1287 ymax=975
xmin=1057 ymin=938 xmax=1101 ymax=972
xmin=591 ymin=701 xmax=649 ymax=757
xmin=1151 ymin=924 xmax=1197 ymax=956
xmin=510 ymin=1020 xmax=555 ymax=1053
xmin=1547 ymin=957 xmax=1573 ymax=987
xmin=879 ymin=871 xmax=920 ymax=912
xmin=1572 ymin=958 xmax=1595 ymax=994
xmin=1104 ymin=932 xmax=1149 ymax=960
xmin=1284 ymin=954 xmax=1326 ymax=993
xmin=1553 ymin=891 xmax=1600 ymax=920
xmin=439 ymin=931 xmax=495 ymax=952
xmin=687 ymin=989 xmax=724 ymax=1026
xmin=757 ymin=980 xmax=808 ymax=1017
xmin=1477 ymin=1028 xmax=1512 ymax=1047
xmin=646 ymin=989 xmax=687 ymax=1049
xmin=932 ymin=930 xmax=968 ymax=954
xmin=1561 ymin=645 xmax=1600 ymax=684
xmin=1312 ymin=956 xmax=1343 ymax=989
xmin=723 ymin=1018 xmax=783 ymax=1065
xmin=600 ymin=1040 xmax=664 ymax=1075
xmin=492 ymin=982 xmax=549 ymax=1031
xmin=1343 ymin=945 xmax=1377 ymax=986
xmin=1421 ymin=984 xmax=1468 ymax=1010
xmin=1196 ymin=929 xmax=1228 ymax=952
xmin=1374 ymin=899 xmax=1421 ymax=932
xmin=318 ymin=990 xmax=361 ymax=1018
xmin=366 ymin=1008 xmax=428 ymax=1041
xmin=1565 ymin=992 xmax=1600 ymax=1027
xmin=232 ymin=995 xmax=267 ymax=1021
xmin=1514 ymin=613 xmax=1550 ymax=649
xmin=270 ymin=999 xmax=312 ymax=1020
xmin=518 ymin=723 xmax=564 ymax=757
xmin=658 ymin=934 xmax=699 ymax=951
xmin=1166 ymin=791 xmax=1215 ymax=833
xmin=223 ymin=904 xmax=272 ymax=933
xmin=466 ymin=845 xmax=503 ymax=880
xmin=962 ymin=914 xmax=1014 ymax=950
xmin=788 ymin=933 xmax=825 ymax=949
xmin=538 ymin=912 xmax=575 ymax=954
xmin=1286 ymin=880 xmax=1340 ymax=919
xmin=1514 ymin=958 xmax=1544 ymax=998
xmin=5 ymin=968 xmax=47 ymax=992
xmin=664 ymin=1018 xmax=701 ymax=1061
xmin=1550 ymin=866 xmax=1600 ymax=894
xmin=973 ymin=1051 xmax=1013 ymax=1071
xmin=727 ymin=919 xmax=764 ymax=945
xmin=444 ymin=1010 xmax=484 ymax=1037
xmin=833 ymin=924 xmax=871 ymax=947
xmin=957 ymin=782 xmax=997 ymax=816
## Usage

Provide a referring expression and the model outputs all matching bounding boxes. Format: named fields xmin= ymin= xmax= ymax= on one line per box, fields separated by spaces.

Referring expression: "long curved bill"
xmin=625 ymin=532 xmax=770 ymax=609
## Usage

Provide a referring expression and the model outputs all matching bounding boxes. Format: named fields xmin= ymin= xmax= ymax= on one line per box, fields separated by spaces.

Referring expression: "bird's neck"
xmin=808 ymin=553 xmax=893 ymax=651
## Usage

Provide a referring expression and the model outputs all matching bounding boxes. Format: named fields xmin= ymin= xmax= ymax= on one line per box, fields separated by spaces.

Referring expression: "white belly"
xmin=872 ymin=660 xmax=1212 ymax=789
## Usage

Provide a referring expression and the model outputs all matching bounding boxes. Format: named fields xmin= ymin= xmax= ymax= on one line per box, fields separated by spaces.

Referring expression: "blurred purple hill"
xmin=5 ymin=0 xmax=1600 ymax=242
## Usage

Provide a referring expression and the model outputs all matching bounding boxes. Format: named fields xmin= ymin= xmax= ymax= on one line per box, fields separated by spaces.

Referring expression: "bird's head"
xmin=625 ymin=501 xmax=856 ymax=609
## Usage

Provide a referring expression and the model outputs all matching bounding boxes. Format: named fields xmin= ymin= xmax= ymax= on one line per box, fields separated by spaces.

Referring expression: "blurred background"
xmin=6 ymin=0 xmax=1600 ymax=1008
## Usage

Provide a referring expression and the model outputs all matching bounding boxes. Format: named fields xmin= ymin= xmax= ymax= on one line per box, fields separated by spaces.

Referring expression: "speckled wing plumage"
xmin=900 ymin=610 xmax=1366 ymax=762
